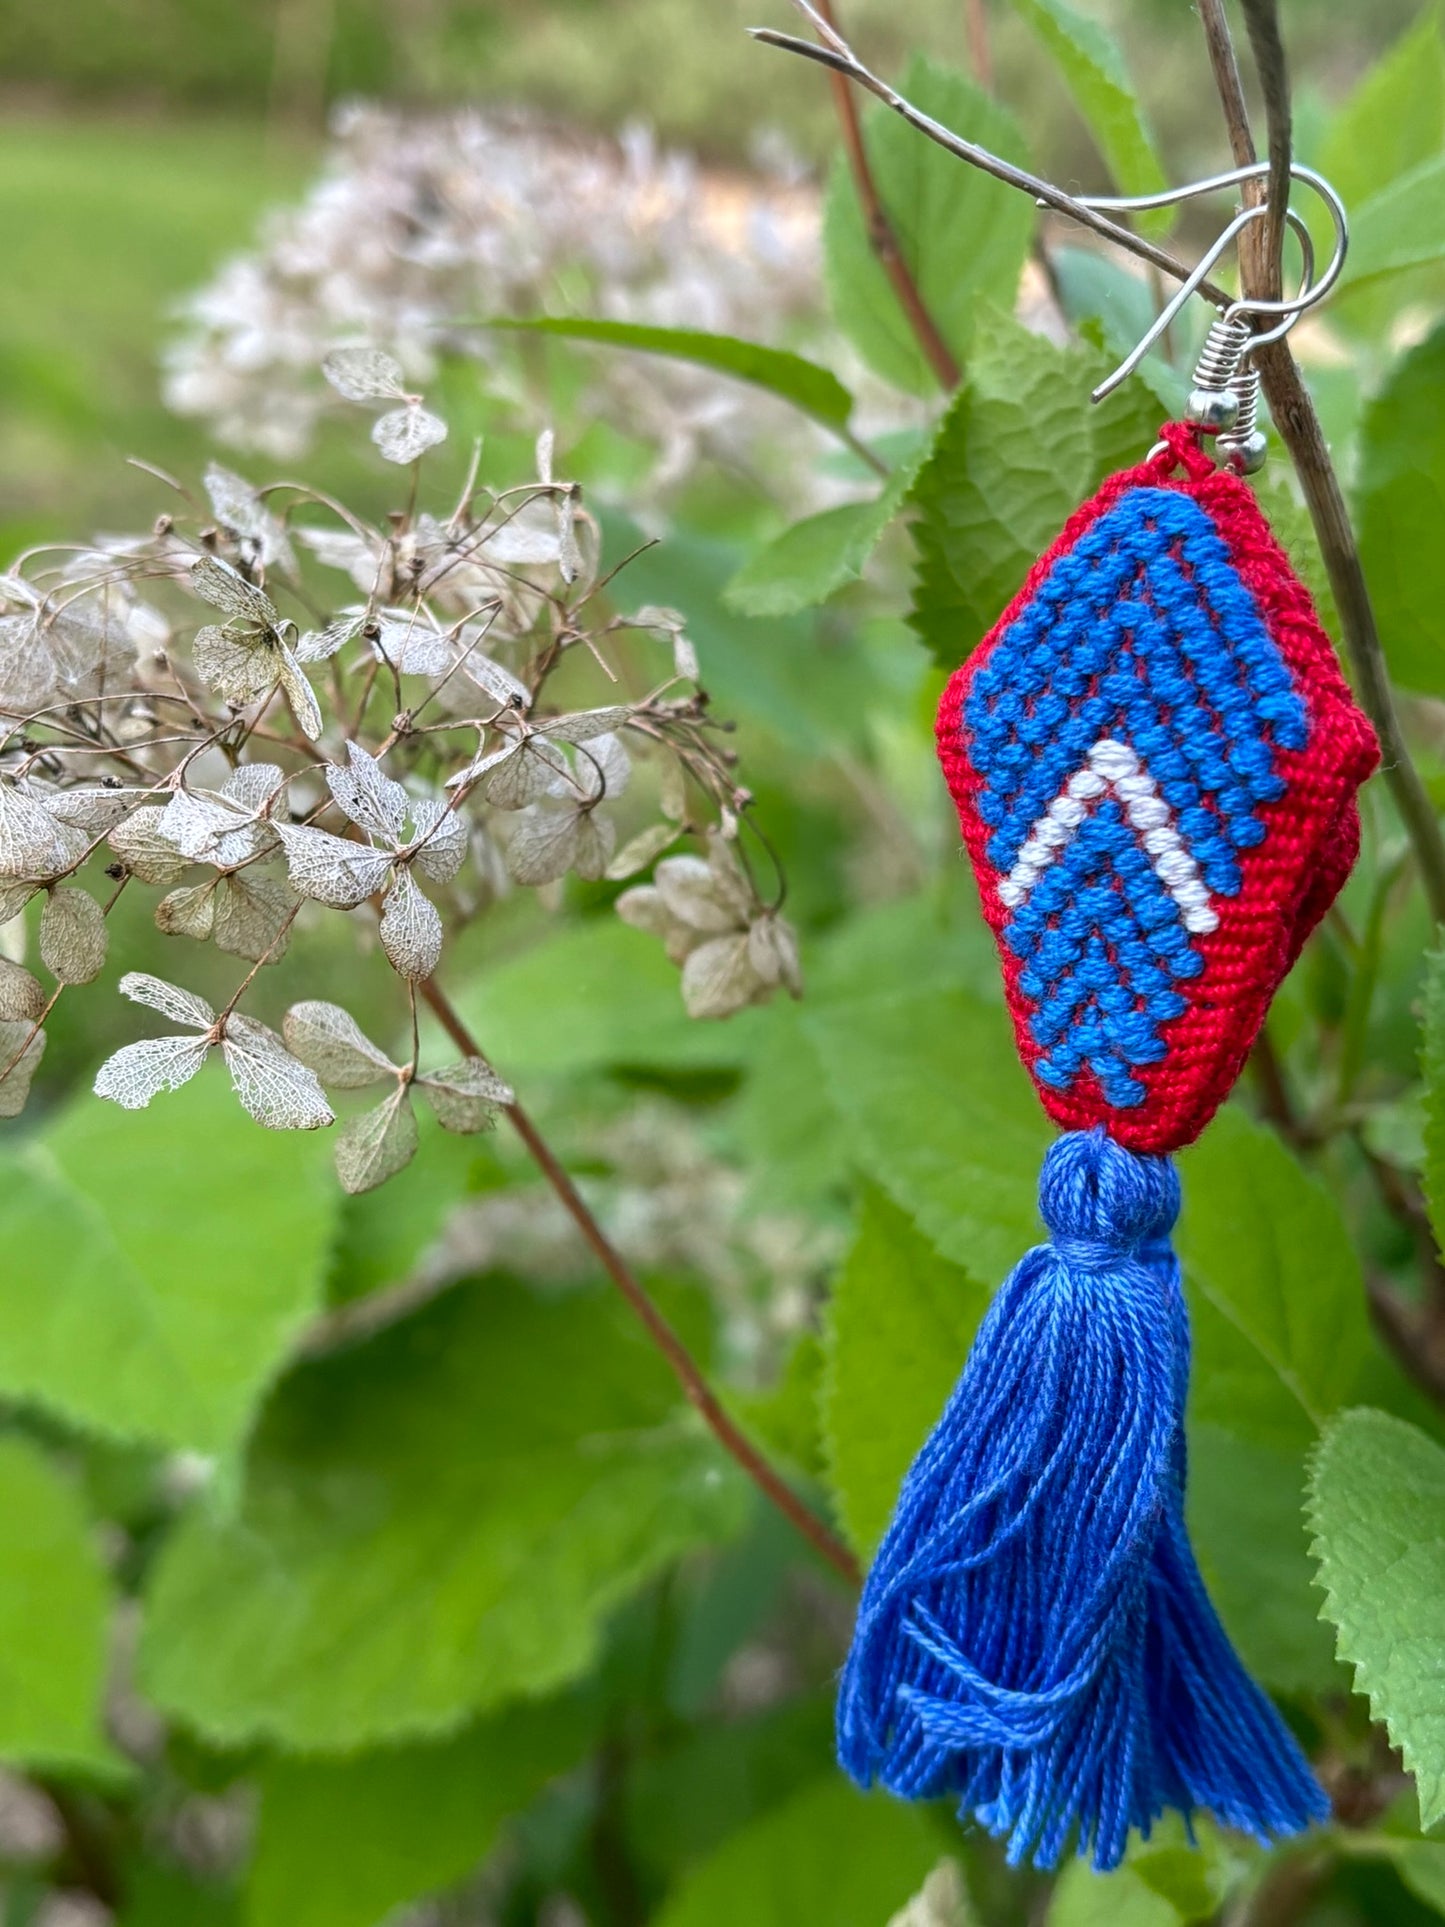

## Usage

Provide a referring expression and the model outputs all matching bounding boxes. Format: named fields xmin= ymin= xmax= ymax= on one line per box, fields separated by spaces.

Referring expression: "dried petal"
xmin=449 ymin=736 xmax=568 ymax=810
xmin=605 ymin=823 xmax=677 ymax=881
xmin=45 ymin=786 xmax=147 ymax=833
xmin=0 ymin=957 xmax=45 ymax=1022
xmin=204 ymin=463 xmax=296 ymax=574
xmin=545 ymin=707 xmax=632 ymax=745
xmin=295 ymin=612 xmax=366 ymax=663
xmin=747 ymin=914 xmax=803 ymax=995
xmin=39 ymin=886 xmax=108 ymax=985
xmin=378 ymin=869 xmax=442 ymax=980
xmin=681 ymin=932 xmax=763 ymax=1019
xmin=654 ymin=854 xmax=742 ymax=935
xmin=188 ymin=555 xmax=280 ymax=628
xmin=328 ymin=743 xmax=408 ymax=846
xmin=110 ymin=808 xmax=192 ymax=885
xmin=406 ymin=797 xmax=467 ymax=883
xmin=460 ymin=648 xmax=530 ymax=707
xmin=221 ymin=763 xmax=287 ymax=813
xmin=94 ymin=1035 xmax=209 ymax=1109
xmin=220 ymin=1015 xmax=334 ymax=1130
xmin=0 ymin=785 xmax=69 ymax=881
xmin=706 ymin=834 xmax=756 ymax=922
xmin=193 ymin=624 xmax=277 ymax=703
xmin=118 ymin=971 xmax=216 ymax=1030
xmin=213 ymin=874 xmax=295 ymax=962
xmin=0 ymin=881 xmax=35 ymax=926
xmin=334 ymin=1088 xmax=419 ymax=1193
xmin=283 ymin=1001 xmax=397 ymax=1088
xmin=370 ymin=609 xmax=453 ymax=678
xmin=0 ymin=1020 xmax=45 ymax=1118
xmin=276 ymin=825 xmax=393 ymax=909
xmin=155 ymin=879 xmax=218 ymax=941
xmin=372 ymin=404 xmax=448 ymax=465
xmin=322 ymin=346 xmax=407 ymax=402
xmin=572 ymin=732 xmax=630 ymax=805
xmin=276 ymin=648 xmax=323 ymax=743
xmin=506 ymin=805 xmax=580 ymax=887
xmin=572 ymin=811 xmax=615 ymax=882
xmin=418 ymin=1057 xmax=512 ymax=1134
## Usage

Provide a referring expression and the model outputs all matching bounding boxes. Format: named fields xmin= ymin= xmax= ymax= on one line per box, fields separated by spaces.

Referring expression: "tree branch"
xmin=1195 ymin=0 xmax=1445 ymax=927
xmin=416 ymin=973 xmax=861 ymax=1586
xmin=752 ymin=2 xmax=1235 ymax=307
xmin=812 ymin=0 xmax=960 ymax=389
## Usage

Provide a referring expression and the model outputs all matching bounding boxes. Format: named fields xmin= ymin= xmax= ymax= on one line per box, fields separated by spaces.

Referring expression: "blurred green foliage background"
xmin=5 ymin=4 xmax=1445 ymax=1926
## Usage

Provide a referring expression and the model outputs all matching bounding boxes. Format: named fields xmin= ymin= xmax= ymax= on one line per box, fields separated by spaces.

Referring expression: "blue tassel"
xmin=836 ymin=1129 xmax=1327 ymax=1869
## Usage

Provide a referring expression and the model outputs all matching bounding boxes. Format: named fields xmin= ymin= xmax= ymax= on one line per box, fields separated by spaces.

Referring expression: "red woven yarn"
xmin=935 ymin=426 xmax=1379 ymax=1154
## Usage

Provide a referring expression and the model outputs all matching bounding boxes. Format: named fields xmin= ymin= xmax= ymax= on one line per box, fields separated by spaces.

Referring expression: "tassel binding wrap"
xmin=839 ymin=427 xmax=1378 ymax=1869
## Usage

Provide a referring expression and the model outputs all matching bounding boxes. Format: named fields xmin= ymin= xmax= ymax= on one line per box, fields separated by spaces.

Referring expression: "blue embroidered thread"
xmin=962 ymin=489 xmax=1308 ymax=1108
xmin=836 ymin=1131 xmax=1327 ymax=1869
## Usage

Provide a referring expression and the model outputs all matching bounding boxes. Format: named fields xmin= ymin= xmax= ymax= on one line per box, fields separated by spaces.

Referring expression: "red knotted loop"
xmin=1150 ymin=421 xmax=1218 ymax=482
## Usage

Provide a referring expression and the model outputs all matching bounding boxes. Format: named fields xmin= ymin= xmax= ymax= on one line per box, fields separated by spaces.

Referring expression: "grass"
xmin=0 ymin=113 xmax=313 ymax=548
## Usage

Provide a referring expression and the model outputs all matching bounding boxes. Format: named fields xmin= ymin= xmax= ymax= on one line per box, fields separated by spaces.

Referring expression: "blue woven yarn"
xmin=836 ymin=1131 xmax=1327 ymax=1869
xmin=961 ymin=489 xmax=1309 ymax=1106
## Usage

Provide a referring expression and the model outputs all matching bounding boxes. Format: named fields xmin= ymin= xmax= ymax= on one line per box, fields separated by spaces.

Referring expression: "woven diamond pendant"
xmin=936 ymin=430 xmax=1378 ymax=1154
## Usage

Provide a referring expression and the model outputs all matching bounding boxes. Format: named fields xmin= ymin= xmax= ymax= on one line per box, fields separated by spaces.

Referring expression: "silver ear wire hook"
xmin=1070 ymin=161 xmax=1348 ymax=473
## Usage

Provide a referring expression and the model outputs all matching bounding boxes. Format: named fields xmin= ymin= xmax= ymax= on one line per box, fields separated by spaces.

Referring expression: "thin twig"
xmin=1240 ymin=0 xmax=1291 ymax=298
xmin=416 ymin=973 xmax=861 ymax=1586
xmin=1196 ymin=0 xmax=1445 ymax=925
xmin=751 ymin=4 xmax=1234 ymax=307
xmin=964 ymin=0 xmax=992 ymax=90
xmin=812 ymin=0 xmax=960 ymax=388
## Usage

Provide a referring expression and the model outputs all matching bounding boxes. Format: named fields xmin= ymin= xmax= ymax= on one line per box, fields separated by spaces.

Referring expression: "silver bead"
xmin=1222 ymin=429 xmax=1269 ymax=475
xmin=1186 ymin=386 xmax=1241 ymax=433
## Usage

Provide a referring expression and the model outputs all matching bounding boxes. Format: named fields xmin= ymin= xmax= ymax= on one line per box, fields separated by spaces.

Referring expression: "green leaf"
xmin=1358 ymin=323 xmax=1445 ymax=694
xmin=1047 ymin=1861 xmax=1178 ymax=1927
xmin=1309 ymin=1406 xmax=1445 ymax=1828
xmin=0 ymin=1434 xmax=114 ymax=1772
xmin=140 ymin=1276 xmax=748 ymax=1749
xmin=1050 ymin=1815 xmax=1255 ymax=1924
xmin=724 ymin=471 xmax=912 ymax=619
xmin=1319 ymin=7 xmax=1445 ymax=217
xmin=1187 ymin=1423 xmax=1345 ymax=1695
xmin=455 ymin=916 xmax=756 ymax=1081
xmin=1176 ymin=1108 xmax=1370 ymax=1440
xmin=823 ymin=57 xmax=1033 ymax=395
xmin=119 ymin=1862 xmax=239 ymax=1927
xmin=1397 ymin=1839 xmax=1445 ymax=1914
xmin=624 ymin=1695 xmax=835 ymax=1889
xmin=0 ymin=1070 xmax=337 ymax=1455
xmin=617 ymin=521 xmax=882 ymax=754
xmin=1013 ymin=0 xmax=1168 ymax=219
xmin=1347 ymin=157 xmax=1445 ymax=291
xmin=1421 ymin=945 xmax=1445 ymax=1253
xmin=651 ymin=1775 xmax=941 ymax=1927
xmin=247 ymin=1696 xmax=593 ymax=1927
xmin=822 ymin=1185 xmax=989 ymax=1555
xmin=485 ymin=318 xmax=854 ymax=430
xmin=908 ymin=314 xmax=1165 ymax=666
xmin=803 ymin=985 xmax=1049 ymax=1281
xmin=325 ymin=1115 xmax=495 ymax=1307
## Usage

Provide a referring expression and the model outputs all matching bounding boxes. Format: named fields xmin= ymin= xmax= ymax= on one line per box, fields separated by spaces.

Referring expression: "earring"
xmin=837 ymin=164 xmax=1376 ymax=1871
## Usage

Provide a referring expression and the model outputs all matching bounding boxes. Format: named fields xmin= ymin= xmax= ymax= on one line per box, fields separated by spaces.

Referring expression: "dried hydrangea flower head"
xmin=163 ymin=104 xmax=837 ymax=501
xmin=0 ymin=383 xmax=798 ymax=1190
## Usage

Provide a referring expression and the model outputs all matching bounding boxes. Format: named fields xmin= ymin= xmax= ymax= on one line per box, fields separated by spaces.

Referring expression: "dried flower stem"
xmin=416 ymin=972 xmax=861 ymax=1585
xmin=1196 ymin=0 xmax=1445 ymax=927
xmin=811 ymin=0 xmax=961 ymax=389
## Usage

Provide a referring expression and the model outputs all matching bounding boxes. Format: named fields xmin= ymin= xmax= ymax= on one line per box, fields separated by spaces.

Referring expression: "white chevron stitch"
xmin=996 ymin=738 xmax=1219 ymax=936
